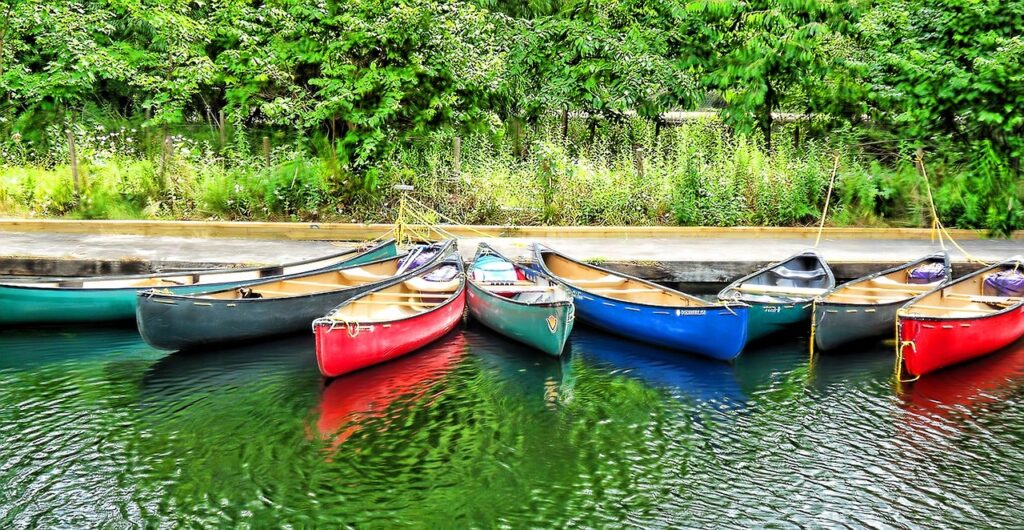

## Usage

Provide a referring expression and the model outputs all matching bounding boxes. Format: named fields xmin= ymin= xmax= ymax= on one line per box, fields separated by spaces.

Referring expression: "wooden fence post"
xmin=218 ymin=109 xmax=226 ymax=151
xmin=632 ymin=144 xmax=644 ymax=178
xmin=263 ymin=136 xmax=271 ymax=167
xmin=67 ymin=128 xmax=80 ymax=193
xmin=561 ymin=109 xmax=568 ymax=143
xmin=452 ymin=136 xmax=461 ymax=178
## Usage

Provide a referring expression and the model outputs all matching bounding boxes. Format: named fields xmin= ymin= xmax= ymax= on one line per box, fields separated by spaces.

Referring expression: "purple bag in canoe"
xmin=907 ymin=262 xmax=947 ymax=284
xmin=984 ymin=270 xmax=1024 ymax=297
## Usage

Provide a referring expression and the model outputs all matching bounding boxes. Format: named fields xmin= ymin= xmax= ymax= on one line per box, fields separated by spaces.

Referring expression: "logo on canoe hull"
xmin=546 ymin=315 xmax=559 ymax=333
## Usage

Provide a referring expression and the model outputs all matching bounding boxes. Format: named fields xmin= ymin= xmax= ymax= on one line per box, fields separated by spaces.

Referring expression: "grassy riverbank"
xmin=0 ymin=116 xmax=994 ymax=231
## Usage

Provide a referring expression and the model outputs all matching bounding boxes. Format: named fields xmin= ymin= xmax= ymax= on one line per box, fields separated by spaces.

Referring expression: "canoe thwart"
xmin=736 ymin=284 xmax=827 ymax=296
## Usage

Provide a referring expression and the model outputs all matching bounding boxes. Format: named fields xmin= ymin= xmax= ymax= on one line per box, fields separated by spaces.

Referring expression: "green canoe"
xmin=466 ymin=243 xmax=575 ymax=357
xmin=0 ymin=239 xmax=397 ymax=325
xmin=718 ymin=249 xmax=835 ymax=343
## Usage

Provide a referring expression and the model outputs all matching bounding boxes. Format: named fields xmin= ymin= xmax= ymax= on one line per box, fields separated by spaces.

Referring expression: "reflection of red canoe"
xmin=316 ymin=332 xmax=467 ymax=445
xmin=314 ymin=258 xmax=467 ymax=377
xmin=900 ymin=338 xmax=1024 ymax=419
xmin=897 ymin=257 xmax=1024 ymax=377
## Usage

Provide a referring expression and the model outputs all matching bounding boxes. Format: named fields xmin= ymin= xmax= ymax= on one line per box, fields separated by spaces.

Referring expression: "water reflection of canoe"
xmin=569 ymin=327 xmax=746 ymax=406
xmin=140 ymin=334 xmax=318 ymax=403
xmin=462 ymin=326 xmax=573 ymax=407
xmin=805 ymin=341 xmax=895 ymax=393
xmin=899 ymin=338 xmax=1024 ymax=420
xmin=316 ymin=331 xmax=467 ymax=445
xmin=0 ymin=325 xmax=154 ymax=371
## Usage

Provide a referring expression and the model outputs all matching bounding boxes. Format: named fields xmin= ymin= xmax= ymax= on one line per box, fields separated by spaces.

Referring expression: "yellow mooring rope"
xmin=814 ymin=155 xmax=842 ymax=248
xmin=893 ymin=309 xmax=921 ymax=387
xmin=914 ymin=150 xmax=991 ymax=266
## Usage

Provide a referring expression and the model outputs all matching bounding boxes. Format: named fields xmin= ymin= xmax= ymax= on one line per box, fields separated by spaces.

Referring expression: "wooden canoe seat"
xmin=944 ymin=293 xmax=1022 ymax=305
xmin=284 ymin=280 xmax=342 ymax=289
xmin=736 ymin=284 xmax=827 ymax=296
xmin=129 ymin=278 xmax=184 ymax=287
xmin=340 ymin=267 xmax=390 ymax=282
xmin=905 ymin=304 xmax=1000 ymax=315
xmin=570 ymin=275 xmax=626 ymax=288
xmin=481 ymin=284 xmax=555 ymax=293
xmin=404 ymin=277 xmax=460 ymax=293
xmin=589 ymin=288 xmax=663 ymax=294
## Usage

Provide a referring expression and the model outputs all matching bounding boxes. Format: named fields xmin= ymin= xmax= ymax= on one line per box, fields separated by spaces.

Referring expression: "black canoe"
xmin=812 ymin=252 xmax=951 ymax=351
xmin=135 ymin=240 xmax=455 ymax=351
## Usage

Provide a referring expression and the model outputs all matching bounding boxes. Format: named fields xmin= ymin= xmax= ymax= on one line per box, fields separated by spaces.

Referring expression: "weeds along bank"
xmin=0 ymin=116 xmax=1003 ymax=230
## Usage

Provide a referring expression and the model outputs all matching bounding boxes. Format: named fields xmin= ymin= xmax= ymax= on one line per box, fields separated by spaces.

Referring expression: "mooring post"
xmin=453 ymin=136 xmax=461 ymax=179
xmin=218 ymin=109 xmax=226 ymax=151
xmin=66 ymin=128 xmax=80 ymax=193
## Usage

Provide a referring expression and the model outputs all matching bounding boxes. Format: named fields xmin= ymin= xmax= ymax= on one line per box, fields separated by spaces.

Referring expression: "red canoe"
xmin=314 ymin=257 xmax=466 ymax=378
xmin=897 ymin=256 xmax=1024 ymax=377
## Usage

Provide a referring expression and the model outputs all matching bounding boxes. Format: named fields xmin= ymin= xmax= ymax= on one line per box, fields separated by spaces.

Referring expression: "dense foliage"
xmin=0 ymin=0 xmax=1021 ymax=232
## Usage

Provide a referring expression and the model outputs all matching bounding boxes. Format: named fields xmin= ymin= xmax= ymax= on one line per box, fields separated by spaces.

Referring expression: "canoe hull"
xmin=746 ymin=302 xmax=811 ymax=343
xmin=138 ymin=286 xmax=370 ymax=350
xmin=567 ymin=288 xmax=748 ymax=361
xmin=898 ymin=307 xmax=1024 ymax=377
xmin=315 ymin=292 xmax=467 ymax=378
xmin=467 ymin=282 xmax=574 ymax=357
xmin=0 ymin=242 xmax=396 ymax=325
xmin=813 ymin=300 xmax=900 ymax=351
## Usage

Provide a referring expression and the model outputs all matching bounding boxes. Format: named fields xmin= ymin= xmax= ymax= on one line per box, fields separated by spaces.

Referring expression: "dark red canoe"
xmin=897 ymin=256 xmax=1024 ymax=377
xmin=313 ymin=257 xmax=466 ymax=378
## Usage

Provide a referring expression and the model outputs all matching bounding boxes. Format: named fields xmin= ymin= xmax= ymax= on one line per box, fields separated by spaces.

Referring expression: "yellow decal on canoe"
xmin=546 ymin=315 xmax=558 ymax=333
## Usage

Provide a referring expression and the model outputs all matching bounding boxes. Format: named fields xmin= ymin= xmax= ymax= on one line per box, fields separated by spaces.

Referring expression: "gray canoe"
xmin=812 ymin=252 xmax=951 ymax=351
xmin=136 ymin=240 xmax=455 ymax=351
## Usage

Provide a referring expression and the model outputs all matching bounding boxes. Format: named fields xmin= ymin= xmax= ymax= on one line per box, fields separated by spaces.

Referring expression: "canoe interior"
xmin=195 ymin=257 xmax=404 ymax=300
xmin=325 ymin=262 xmax=463 ymax=323
xmin=903 ymin=260 xmax=1024 ymax=319
xmin=539 ymin=251 xmax=705 ymax=308
xmin=470 ymin=247 xmax=571 ymax=305
xmin=821 ymin=254 xmax=949 ymax=306
xmin=721 ymin=251 xmax=834 ymax=303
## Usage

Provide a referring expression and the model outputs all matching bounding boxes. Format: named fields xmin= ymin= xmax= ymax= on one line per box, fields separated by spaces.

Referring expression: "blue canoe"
xmin=531 ymin=244 xmax=749 ymax=361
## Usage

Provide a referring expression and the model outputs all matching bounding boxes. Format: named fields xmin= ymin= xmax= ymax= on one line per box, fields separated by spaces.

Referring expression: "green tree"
xmin=689 ymin=0 xmax=862 ymax=150
xmin=867 ymin=0 xmax=1024 ymax=233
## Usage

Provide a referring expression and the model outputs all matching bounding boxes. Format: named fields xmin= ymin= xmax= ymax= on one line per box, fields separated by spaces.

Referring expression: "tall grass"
xmin=0 ymin=115 xmax=1007 ymax=230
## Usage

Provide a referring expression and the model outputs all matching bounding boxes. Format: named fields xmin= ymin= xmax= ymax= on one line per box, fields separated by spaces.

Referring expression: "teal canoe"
xmin=0 ymin=239 xmax=397 ymax=325
xmin=466 ymin=243 xmax=574 ymax=357
xmin=718 ymin=249 xmax=835 ymax=343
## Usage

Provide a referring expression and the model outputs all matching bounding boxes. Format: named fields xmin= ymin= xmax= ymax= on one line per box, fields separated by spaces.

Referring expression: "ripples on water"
xmin=0 ymin=323 xmax=1022 ymax=527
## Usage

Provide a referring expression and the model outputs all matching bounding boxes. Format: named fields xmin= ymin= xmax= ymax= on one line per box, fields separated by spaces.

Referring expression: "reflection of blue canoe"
xmin=569 ymin=327 xmax=746 ymax=406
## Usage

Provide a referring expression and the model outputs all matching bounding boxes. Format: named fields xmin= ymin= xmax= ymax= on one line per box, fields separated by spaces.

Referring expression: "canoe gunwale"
xmin=0 ymin=238 xmax=397 ymax=292
xmin=314 ymin=242 xmax=464 ymax=328
xmin=717 ymin=248 xmax=836 ymax=303
xmin=817 ymin=251 xmax=951 ymax=305
xmin=469 ymin=243 xmax=572 ymax=310
xmin=135 ymin=251 xmax=409 ymax=303
xmin=898 ymin=256 xmax=1024 ymax=322
xmin=532 ymin=244 xmax=743 ymax=311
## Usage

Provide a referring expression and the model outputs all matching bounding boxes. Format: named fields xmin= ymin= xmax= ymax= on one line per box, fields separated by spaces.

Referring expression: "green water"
xmin=1 ymin=324 xmax=1022 ymax=527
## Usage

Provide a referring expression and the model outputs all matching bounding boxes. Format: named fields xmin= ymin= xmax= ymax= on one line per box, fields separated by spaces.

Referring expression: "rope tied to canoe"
xmin=895 ymin=340 xmax=921 ymax=384
xmin=893 ymin=309 xmax=921 ymax=384
xmin=814 ymin=154 xmax=841 ymax=248
xmin=914 ymin=150 xmax=991 ymax=266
